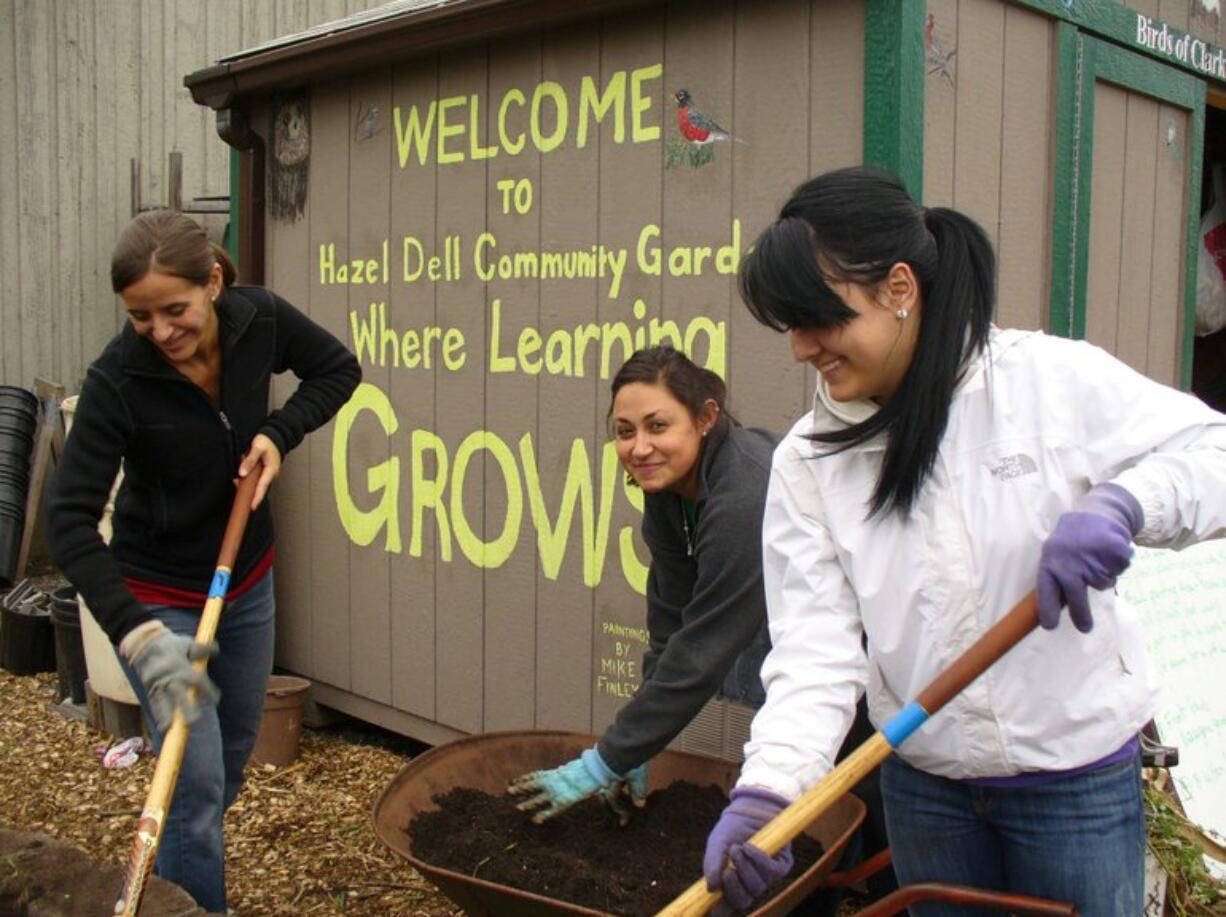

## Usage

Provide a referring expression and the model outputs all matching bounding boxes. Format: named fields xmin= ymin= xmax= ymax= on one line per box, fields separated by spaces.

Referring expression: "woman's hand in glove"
xmin=120 ymin=621 xmax=219 ymax=733
xmin=600 ymin=761 xmax=650 ymax=826
xmin=1037 ymin=482 xmax=1143 ymax=632
xmin=507 ymin=747 xmax=619 ymax=823
xmin=703 ymin=787 xmax=793 ymax=916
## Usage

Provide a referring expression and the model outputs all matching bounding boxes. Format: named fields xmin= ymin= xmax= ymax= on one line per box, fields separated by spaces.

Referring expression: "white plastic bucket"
xmin=60 ymin=396 xmax=138 ymax=704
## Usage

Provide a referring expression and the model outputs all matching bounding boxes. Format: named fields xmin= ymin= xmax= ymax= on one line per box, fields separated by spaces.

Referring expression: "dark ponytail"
xmin=739 ymin=167 xmax=995 ymax=517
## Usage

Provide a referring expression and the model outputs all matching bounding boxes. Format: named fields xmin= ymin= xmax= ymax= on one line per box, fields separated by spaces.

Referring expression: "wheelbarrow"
xmin=371 ymin=729 xmax=866 ymax=917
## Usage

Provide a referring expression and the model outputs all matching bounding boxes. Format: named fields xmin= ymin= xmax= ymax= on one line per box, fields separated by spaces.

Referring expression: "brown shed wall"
xmin=261 ymin=0 xmax=864 ymax=749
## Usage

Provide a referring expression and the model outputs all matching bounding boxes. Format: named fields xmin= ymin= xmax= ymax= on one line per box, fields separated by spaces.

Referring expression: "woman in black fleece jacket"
xmin=49 ymin=209 xmax=360 ymax=913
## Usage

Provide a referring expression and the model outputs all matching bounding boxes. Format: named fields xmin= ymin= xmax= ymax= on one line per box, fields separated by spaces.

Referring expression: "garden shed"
xmin=184 ymin=0 xmax=1226 ymax=755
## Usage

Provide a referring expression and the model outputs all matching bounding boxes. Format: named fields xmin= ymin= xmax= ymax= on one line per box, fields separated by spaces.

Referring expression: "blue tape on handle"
xmin=881 ymin=700 xmax=930 ymax=748
xmin=208 ymin=569 xmax=231 ymax=599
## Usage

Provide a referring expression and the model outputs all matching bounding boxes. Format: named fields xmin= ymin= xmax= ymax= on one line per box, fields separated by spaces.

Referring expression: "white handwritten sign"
xmin=1120 ymin=541 xmax=1226 ymax=878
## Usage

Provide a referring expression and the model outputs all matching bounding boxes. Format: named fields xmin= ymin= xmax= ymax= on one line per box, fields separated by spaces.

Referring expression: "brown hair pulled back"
xmin=110 ymin=209 xmax=237 ymax=294
xmin=608 ymin=346 xmax=733 ymax=433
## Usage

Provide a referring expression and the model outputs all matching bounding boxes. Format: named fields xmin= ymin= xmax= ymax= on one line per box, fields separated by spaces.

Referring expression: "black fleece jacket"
xmin=597 ymin=422 xmax=779 ymax=775
xmin=49 ymin=285 xmax=361 ymax=644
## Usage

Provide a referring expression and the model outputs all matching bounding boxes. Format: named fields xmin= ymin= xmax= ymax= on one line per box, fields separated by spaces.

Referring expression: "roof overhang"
xmin=185 ymin=0 xmax=659 ymax=110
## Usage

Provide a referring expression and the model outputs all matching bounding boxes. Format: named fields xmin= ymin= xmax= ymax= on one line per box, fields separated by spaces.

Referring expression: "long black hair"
xmin=739 ymin=167 xmax=995 ymax=517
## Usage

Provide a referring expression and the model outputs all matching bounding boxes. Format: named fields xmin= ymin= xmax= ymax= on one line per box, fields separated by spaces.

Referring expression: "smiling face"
xmin=612 ymin=381 xmax=715 ymax=499
xmin=788 ymin=264 xmax=920 ymax=403
xmin=121 ymin=265 xmax=221 ymax=365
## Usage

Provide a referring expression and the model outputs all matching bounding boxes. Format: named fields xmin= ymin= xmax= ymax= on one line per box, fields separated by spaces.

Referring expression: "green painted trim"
xmin=1095 ymin=38 xmax=1201 ymax=107
xmin=1071 ymin=38 xmax=1098 ymax=340
xmin=228 ymin=147 xmax=240 ymax=269
xmin=1012 ymin=0 xmax=1226 ymax=84
xmin=1049 ymin=30 xmax=1205 ymax=384
xmin=1050 ymin=23 xmax=1082 ymax=338
xmin=863 ymin=0 xmax=926 ymax=198
xmin=1184 ymin=83 xmax=1206 ymax=389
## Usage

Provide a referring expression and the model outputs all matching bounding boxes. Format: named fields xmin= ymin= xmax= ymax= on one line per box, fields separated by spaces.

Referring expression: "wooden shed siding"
xmin=0 ymin=0 xmax=384 ymax=393
xmin=923 ymin=0 xmax=1055 ymax=332
xmin=256 ymin=0 xmax=867 ymax=743
xmin=1085 ymin=81 xmax=1189 ymax=386
xmin=388 ymin=56 xmax=441 ymax=723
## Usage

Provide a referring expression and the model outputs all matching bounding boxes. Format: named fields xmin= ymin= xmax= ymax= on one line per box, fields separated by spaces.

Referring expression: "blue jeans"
xmin=121 ymin=570 xmax=275 ymax=913
xmin=880 ymin=752 xmax=1144 ymax=916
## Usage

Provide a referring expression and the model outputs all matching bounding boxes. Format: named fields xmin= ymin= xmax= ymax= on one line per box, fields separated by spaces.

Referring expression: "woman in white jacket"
xmin=701 ymin=166 xmax=1226 ymax=916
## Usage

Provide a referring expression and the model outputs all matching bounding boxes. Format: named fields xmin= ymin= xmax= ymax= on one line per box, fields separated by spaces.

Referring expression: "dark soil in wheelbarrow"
xmin=409 ymin=782 xmax=825 ymax=916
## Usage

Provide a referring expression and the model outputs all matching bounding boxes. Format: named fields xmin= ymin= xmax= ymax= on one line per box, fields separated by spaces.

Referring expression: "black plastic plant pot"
xmin=0 ymin=429 xmax=34 ymax=450
xmin=0 ymin=409 xmax=37 ymax=437
xmin=0 ymin=602 xmax=57 ymax=674
xmin=0 ymin=386 xmax=37 ymax=413
xmin=0 ymin=517 xmax=24 ymax=590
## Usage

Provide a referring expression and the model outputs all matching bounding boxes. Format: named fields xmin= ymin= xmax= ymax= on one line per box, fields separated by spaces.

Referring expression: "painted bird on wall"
xmin=674 ymin=89 xmax=747 ymax=146
xmin=925 ymin=13 xmax=957 ymax=88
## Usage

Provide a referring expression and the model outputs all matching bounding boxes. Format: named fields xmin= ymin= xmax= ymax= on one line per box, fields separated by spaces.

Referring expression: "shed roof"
xmin=185 ymin=0 xmax=655 ymax=110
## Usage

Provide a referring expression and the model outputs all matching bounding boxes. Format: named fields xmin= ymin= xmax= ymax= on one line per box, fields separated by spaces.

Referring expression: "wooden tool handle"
xmin=113 ymin=469 xmax=262 ymax=917
xmin=657 ymin=591 xmax=1039 ymax=917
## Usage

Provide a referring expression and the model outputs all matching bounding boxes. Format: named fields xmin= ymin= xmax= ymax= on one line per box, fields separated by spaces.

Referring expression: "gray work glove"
xmin=120 ymin=621 xmax=219 ymax=733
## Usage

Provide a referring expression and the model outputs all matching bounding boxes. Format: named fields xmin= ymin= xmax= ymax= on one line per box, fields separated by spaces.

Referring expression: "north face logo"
xmin=988 ymin=453 xmax=1037 ymax=480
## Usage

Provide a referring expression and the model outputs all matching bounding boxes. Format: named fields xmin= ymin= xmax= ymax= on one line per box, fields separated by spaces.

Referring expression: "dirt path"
xmin=0 ymin=670 xmax=458 ymax=916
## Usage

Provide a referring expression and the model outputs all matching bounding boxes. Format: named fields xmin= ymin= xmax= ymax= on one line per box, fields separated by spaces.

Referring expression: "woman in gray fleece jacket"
xmin=509 ymin=345 xmax=776 ymax=813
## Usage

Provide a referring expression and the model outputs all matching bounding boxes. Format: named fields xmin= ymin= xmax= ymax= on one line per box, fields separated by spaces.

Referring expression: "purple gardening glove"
xmin=1037 ymin=482 xmax=1143 ymax=633
xmin=703 ymin=787 xmax=793 ymax=916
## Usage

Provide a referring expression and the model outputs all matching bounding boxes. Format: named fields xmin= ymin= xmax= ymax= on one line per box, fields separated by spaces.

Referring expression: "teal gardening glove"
xmin=120 ymin=621 xmax=219 ymax=733
xmin=508 ymin=748 xmax=648 ymax=825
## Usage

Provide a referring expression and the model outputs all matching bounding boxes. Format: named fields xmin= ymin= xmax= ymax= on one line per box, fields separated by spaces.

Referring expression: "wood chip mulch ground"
xmin=0 ymin=668 xmax=461 ymax=916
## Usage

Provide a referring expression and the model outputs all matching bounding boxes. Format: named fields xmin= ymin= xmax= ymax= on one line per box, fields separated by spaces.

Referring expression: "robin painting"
xmin=674 ymin=89 xmax=747 ymax=146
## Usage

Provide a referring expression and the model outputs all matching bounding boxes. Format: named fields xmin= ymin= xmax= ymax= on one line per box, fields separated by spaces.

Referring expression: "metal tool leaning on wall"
xmin=686 ymin=166 xmax=1226 ymax=916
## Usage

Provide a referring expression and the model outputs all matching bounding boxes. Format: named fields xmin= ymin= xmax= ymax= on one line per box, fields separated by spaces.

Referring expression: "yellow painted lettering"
xmin=519 ymin=435 xmax=617 ymax=586
xmin=498 ymin=88 xmax=526 ymax=155
xmin=450 ymin=431 xmax=522 ymax=568
xmin=517 ymin=327 xmax=543 ymax=375
xmin=401 ymin=328 xmax=421 ymax=369
xmin=489 ymin=297 xmax=516 ymax=373
xmin=576 ymin=72 xmax=625 ymax=148
xmin=394 ymin=102 xmax=436 ymax=168
xmin=636 ymin=224 xmax=661 ymax=275
xmin=443 ymin=328 xmax=466 ymax=371
xmin=436 ymin=95 xmax=466 ymax=164
xmin=530 ymin=81 xmax=568 ymax=153
xmin=684 ymin=316 xmax=726 ymax=378
xmin=332 ymin=383 xmax=401 ymax=553
xmin=618 ymin=468 xmax=648 ymax=595
xmin=474 ymin=232 xmax=496 ymax=282
xmin=409 ymin=429 xmax=451 ymax=560
xmin=630 ymin=63 xmax=662 ymax=142
xmin=468 ymin=93 xmax=498 ymax=160
xmin=715 ymin=218 xmax=742 ymax=274
xmin=403 ymin=235 xmax=424 ymax=282
xmin=544 ymin=329 xmax=573 ymax=376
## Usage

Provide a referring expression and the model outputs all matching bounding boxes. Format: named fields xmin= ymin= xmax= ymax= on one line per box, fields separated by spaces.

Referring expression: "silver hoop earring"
xmin=895 ymin=308 xmax=909 ymax=321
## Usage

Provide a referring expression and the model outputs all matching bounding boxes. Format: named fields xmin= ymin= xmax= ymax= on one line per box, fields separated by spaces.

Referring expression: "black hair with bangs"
xmin=739 ymin=167 xmax=996 ymax=517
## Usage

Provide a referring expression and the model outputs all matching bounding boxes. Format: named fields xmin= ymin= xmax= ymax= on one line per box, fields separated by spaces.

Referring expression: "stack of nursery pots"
xmin=0 ymin=386 xmax=38 ymax=589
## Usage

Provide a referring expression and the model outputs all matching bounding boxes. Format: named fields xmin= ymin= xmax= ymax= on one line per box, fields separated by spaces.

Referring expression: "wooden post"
xmin=14 ymin=379 xmax=65 ymax=581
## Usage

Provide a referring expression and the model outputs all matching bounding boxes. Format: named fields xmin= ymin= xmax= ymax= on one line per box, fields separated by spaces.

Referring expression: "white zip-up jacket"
xmin=739 ymin=328 xmax=1226 ymax=800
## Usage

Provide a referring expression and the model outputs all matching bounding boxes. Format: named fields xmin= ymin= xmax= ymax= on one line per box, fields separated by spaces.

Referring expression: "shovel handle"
xmin=114 ymin=468 xmax=262 ymax=917
xmin=657 ymin=590 xmax=1039 ymax=917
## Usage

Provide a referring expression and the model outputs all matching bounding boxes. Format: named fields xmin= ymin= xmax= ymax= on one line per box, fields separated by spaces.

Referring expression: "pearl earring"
xmin=895 ymin=307 xmax=909 ymax=321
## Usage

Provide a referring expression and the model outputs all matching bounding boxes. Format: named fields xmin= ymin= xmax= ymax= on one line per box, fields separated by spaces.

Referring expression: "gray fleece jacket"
xmin=597 ymin=421 xmax=778 ymax=775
